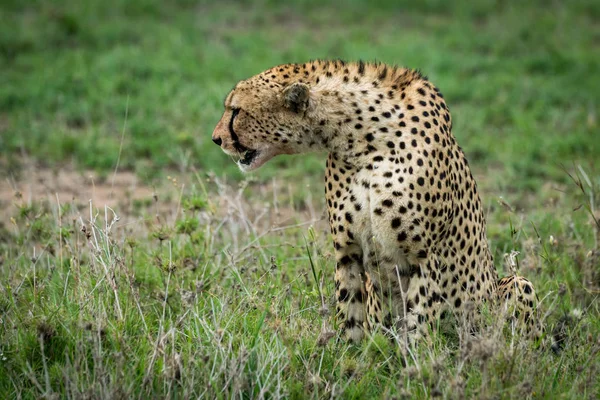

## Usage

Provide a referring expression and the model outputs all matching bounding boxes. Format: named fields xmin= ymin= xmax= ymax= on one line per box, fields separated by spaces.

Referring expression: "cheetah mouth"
xmin=238 ymin=148 xmax=259 ymax=166
xmin=229 ymin=141 xmax=262 ymax=171
xmin=233 ymin=145 xmax=277 ymax=172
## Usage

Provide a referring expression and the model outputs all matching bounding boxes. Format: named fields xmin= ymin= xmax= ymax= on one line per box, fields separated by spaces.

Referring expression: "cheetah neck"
xmin=293 ymin=61 xmax=428 ymax=168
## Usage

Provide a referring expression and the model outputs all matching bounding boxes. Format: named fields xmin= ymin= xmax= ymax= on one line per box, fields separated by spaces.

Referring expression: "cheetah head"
xmin=212 ymin=76 xmax=316 ymax=172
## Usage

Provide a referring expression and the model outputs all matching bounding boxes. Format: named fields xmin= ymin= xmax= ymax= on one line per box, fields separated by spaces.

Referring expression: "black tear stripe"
xmin=228 ymin=108 xmax=249 ymax=152
xmin=228 ymin=108 xmax=241 ymax=142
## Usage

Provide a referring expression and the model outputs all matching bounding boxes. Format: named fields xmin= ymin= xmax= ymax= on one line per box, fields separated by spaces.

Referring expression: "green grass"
xmin=1 ymin=171 xmax=599 ymax=398
xmin=1 ymin=0 xmax=599 ymax=398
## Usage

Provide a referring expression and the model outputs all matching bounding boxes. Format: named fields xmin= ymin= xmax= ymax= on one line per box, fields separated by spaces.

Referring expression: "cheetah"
xmin=212 ymin=60 xmax=542 ymax=342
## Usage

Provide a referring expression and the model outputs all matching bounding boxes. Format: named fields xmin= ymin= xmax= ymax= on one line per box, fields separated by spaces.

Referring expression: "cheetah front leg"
xmin=362 ymin=245 xmax=410 ymax=332
xmin=334 ymin=245 xmax=367 ymax=342
xmin=364 ymin=266 xmax=407 ymax=331
xmin=326 ymin=154 xmax=369 ymax=341
xmin=497 ymin=275 xmax=545 ymax=341
xmin=365 ymin=258 xmax=442 ymax=342
xmin=400 ymin=266 xmax=444 ymax=341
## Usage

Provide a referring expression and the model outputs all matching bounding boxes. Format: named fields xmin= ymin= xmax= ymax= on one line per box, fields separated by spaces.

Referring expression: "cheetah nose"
xmin=212 ymin=137 xmax=222 ymax=146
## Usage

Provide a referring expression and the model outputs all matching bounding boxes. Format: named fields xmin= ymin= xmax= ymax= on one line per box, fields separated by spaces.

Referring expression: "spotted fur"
xmin=212 ymin=60 xmax=543 ymax=342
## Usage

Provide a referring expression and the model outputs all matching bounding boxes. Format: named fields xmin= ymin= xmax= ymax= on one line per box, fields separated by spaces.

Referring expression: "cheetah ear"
xmin=282 ymin=82 xmax=310 ymax=113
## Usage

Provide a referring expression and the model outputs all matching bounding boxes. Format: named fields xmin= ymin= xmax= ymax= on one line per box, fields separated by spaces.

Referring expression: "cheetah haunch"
xmin=212 ymin=60 xmax=542 ymax=342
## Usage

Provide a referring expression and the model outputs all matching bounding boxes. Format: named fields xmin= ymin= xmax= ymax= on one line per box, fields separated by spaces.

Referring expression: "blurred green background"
xmin=1 ymin=0 xmax=598 ymax=187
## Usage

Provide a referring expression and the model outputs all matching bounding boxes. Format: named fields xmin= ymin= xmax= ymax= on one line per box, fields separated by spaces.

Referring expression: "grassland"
xmin=1 ymin=0 xmax=599 ymax=398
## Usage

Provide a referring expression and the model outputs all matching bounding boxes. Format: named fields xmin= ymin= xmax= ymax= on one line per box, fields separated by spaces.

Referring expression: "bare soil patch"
xmin=0 ymin=165 xmax=160 ymax=225
xmin=0 ymin=165 xmax=328 ymax=237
